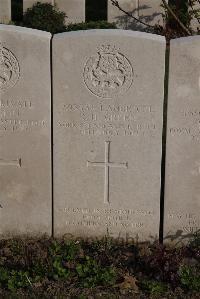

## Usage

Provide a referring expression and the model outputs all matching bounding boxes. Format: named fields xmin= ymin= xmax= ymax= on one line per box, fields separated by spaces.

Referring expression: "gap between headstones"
xmin=159 ymin=41 xmax=170 ymax=243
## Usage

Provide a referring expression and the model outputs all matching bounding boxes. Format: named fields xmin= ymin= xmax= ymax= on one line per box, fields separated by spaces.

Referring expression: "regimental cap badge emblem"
xmin=0 ymin=43 xmax=20 ymax=93
xmin=83 ymin=44 xmax=133 ymax=98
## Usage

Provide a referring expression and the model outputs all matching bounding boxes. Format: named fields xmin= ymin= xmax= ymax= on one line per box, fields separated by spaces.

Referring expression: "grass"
xmin=0 ymin=234 xmax=199 ymax=298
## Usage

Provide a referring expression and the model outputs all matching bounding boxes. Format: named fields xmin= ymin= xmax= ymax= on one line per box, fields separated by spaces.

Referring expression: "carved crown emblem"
xmin=83 ymin=44 xmax=133 ymax=99
xmin=97 ymin=44 xmax=119 ymax=55
xmin=0 ymin=43 xmax=20 ymax=93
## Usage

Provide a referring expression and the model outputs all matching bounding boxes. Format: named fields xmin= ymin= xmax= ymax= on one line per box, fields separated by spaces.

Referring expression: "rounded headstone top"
xmin=0 ymin=24 xmax=52 ymax=39
xmin=53 ymin=29 xmax=166 ymax=43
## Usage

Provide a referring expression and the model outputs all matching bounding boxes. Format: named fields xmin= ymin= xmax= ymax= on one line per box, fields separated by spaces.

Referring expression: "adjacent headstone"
xmin=0 ymin=0 xmax=11 ymax=24
xmin=164 ymin=36 xmax=200 ymax=243
xmin=55 ymin=0 xmax=85 ymax=24
xmin=53 ymin=30 xmax=165 ymax=241
xmin=23 ymin=0 xmax=54 ymax=12
xmin=108 ymin=0 xmax=166 ymax=30
xmin=0 ymin=25 xmax=51 ymax=237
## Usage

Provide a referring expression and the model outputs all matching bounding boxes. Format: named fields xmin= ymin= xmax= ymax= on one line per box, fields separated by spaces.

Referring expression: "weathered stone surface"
xmin=53 ymin=30 xmax=165 ymax=241
xmin=0 ymin=25 xmax=51 ymax=237
xmin=108 ymin=0 xmax=166 ymax=30
xmin=0 ymin=0 xmax=11 ymax=24
xmin=164 ymin=36 xmax=200 ymax=243
xmin=55 ymin=0 xmax=85 ymax=24
xmin=23 ymin=0 xmax=54 ymax=12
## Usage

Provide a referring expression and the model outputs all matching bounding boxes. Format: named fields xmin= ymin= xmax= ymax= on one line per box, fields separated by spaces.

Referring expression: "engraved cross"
xmin=87 ymin=141 xmax=128 ymax=204
xmin=0 ymin=158 xmax=21 ymax=167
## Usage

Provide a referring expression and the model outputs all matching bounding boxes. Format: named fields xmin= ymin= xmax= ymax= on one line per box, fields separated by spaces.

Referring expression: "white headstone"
xmin=0 ymin=0 xmax=11 ymax=24
xmin=164 ymin=36 xmax=200 ymax=243
xmin=23 ymin=0 xmax=54 ymax=12
xmin=55 ymin=0 xmax=85 ymax=24
xmin=0 ymin=25 xmax=51 ymax=237
xmin=108 ymin=0 xmax=166 ymax=30
xmin=53 ymin=30 xmax=165 ymax=242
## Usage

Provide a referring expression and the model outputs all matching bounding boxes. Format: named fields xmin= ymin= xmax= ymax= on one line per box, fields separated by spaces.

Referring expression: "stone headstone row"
xmin=23 ymin=0 xmax=86 ymax=24
xmin=0 ymin=24 xmax=199 ymax=243
xmin=108 ymin=0 xmax=167 ymax=30
xmin=23 ymin=0 xmax=165 ymax=27
xmin=1 ymin=1 xmax=199 ymax=33
xmin=55 ymin=0 xmax=85 ymax=24
xmin=23 ymin=0 xmax=54 ymax=12
xmin=0 ymin=0 xmax=11 ymax=24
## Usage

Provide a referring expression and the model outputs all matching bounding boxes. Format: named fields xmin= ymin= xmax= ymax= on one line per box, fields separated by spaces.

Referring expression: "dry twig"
xmin=110 ymin=0 xmax=154 ymax=29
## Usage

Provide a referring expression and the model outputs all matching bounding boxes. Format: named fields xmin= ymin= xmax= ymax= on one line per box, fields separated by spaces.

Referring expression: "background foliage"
xmin=8 ymin=1 xmax=200 ymax=37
